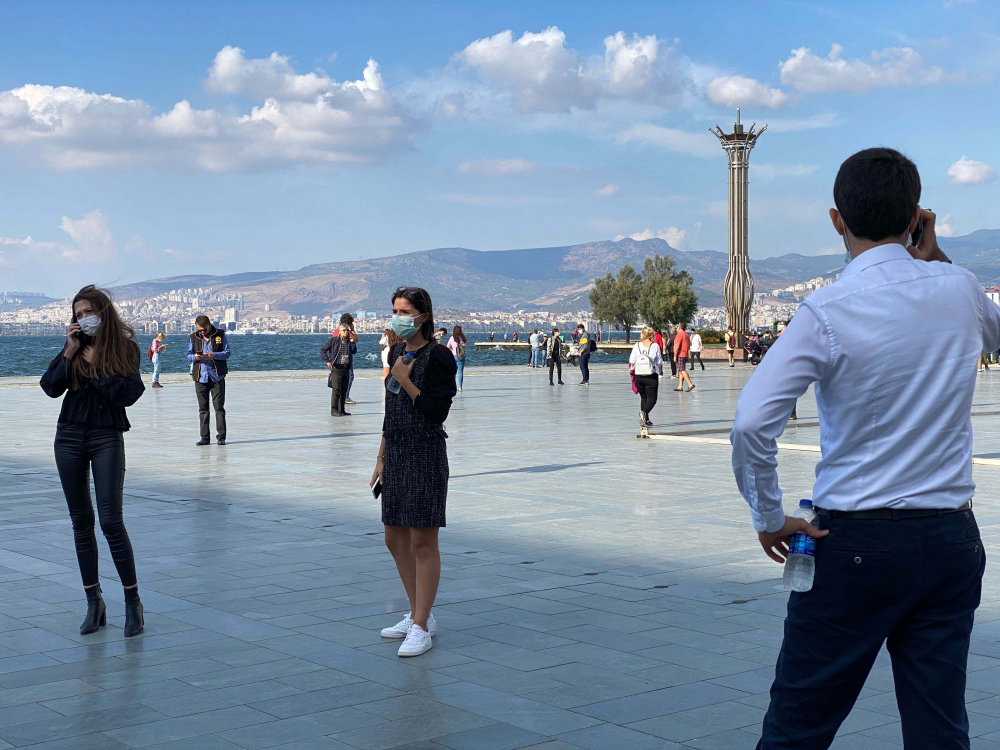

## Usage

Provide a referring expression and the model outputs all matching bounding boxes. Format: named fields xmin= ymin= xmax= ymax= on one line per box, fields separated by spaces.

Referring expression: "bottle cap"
xmin=799 ymin=499 xmax=813 ymax=507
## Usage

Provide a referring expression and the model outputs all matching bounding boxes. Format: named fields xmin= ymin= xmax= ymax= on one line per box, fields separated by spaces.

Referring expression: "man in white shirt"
xmin=731 ymin=148 xmax=1000 ymax=749
xmin=688 ymin=329 xmax=704 ymax=370
xmin=528 ymin=330 xmax=542 ymax=368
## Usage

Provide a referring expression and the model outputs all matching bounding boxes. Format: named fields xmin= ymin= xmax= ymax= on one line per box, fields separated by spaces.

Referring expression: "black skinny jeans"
xmin=635 ymin=374 xmax=659 ymax=415
xmin=54 ymin=424 xmax=137 ymax=588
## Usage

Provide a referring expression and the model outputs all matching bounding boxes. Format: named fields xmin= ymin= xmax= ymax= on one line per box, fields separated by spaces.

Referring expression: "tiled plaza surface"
xmin=0 ymin=361 xmax=999 ymax=750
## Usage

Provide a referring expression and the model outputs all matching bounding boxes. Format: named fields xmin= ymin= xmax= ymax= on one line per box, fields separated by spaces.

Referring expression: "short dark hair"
xmin=390 ymin=286 xmax=435 ymax=341
xmin=833 ymin=148 xmax=920 ymax=241
xmin=339 ymin=313 xmax=354 ymax=327
xmin=195 ymin=315 xmax=211 ymax=329
xmin=680 ymin=323 xmax=687 ymax=330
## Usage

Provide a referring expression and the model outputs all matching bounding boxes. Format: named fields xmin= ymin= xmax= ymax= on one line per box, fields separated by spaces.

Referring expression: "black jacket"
xmin=40 ymin=346 xmax=145 ymax=431
xmin=320 ymin=336 xmax=357 ymax=368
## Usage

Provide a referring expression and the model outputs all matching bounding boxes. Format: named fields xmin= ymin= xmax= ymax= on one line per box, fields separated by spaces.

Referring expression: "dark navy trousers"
xmin=759 ymin=509 xmax=984 ymax=750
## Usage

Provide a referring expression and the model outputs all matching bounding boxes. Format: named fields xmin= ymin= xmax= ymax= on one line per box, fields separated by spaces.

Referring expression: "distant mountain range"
xmin=110 ymin=230 xmax=1000 ymax=316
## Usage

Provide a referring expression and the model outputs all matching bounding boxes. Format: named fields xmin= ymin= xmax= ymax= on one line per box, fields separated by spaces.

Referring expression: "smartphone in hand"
xmin=372 ymin=480 xmax=382 ymax=499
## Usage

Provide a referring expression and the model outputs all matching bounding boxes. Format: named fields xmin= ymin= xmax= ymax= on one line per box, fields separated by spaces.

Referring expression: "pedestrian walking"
xmin=673 ymin=324 xmax=695 ymax=392
xmin=489 ymin=331 xmax=495 ymax=342
xmin=547 ymin=326 xmax=565 ymax=385
xmin=576 ymin=324 xmax=592 ymax=385
xmin=731 ymin=147 xmax=1000 ymax=749
xmin=629 ymin=326 xmax=663 ymax=427
xmin=148 ymin=332 xmax=166 ymax=387
xmin=322 ymin=322 xmax=357 ymax=416
xmin=40 ymin=285 xmax=146 ymax=638
xmin=665 ymin=326 xmax=677 ymax=378
xmin=188 ymin=315 xmax=231 ymax=445
xmin=689 ymin=329 xmax=705 ymax=370
xmin=340 ymin=314 xmax=358 ymax=405
xmin=372 ymin=287 xmax=457 ymax=658
xmin=447 ymin=325 xmax=467 ymax=391
xmin=725 ymin=325 xmax=737 ymax=367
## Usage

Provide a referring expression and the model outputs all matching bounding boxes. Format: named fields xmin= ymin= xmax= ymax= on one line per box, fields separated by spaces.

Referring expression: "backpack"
xmin=633 ymin=344 xmax=654 ymax=376
xmin=147 ymin=345 xmax=154 ymax=361
xmin=726 ymin=332 xmax=737 ymax=348
xmin=455 ymin=339 xmax=466 ymax=361
xmin=588 ymin=337 xmax=597 ymax=352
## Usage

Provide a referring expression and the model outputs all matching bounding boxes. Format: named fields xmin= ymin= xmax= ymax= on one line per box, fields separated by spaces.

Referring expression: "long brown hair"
xmin=70 ymin=285 xmax=139 ymax=389
xmin=381 ymin=328 xmax=400 ymax=348
xmin=452 ymin=325 xmax=466 ymax=344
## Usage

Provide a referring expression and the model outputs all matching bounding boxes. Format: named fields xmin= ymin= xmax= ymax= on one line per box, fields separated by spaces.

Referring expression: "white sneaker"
xmin=397 ymin=623 xmax=433 ymax=657
xmin=380 ymin=612 xmax=437 ymax=639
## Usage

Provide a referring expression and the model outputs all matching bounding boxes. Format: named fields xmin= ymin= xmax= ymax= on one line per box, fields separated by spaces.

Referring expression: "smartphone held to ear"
xmin=910 ymin=217 xmax=923 ymax=248
xmin=372 ymin=479 xmax=382 ymax=499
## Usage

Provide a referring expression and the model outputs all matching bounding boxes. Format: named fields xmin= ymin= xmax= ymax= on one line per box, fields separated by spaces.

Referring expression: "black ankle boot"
xmin=124 ymin=589 xmax=144 ymax=638
xmin=80 ymin=586 xmax=106 ymax=635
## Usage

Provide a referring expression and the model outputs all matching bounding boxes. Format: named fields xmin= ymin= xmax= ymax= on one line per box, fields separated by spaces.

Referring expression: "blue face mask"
xmin=391 ymin=314 xmax=420 ymax=339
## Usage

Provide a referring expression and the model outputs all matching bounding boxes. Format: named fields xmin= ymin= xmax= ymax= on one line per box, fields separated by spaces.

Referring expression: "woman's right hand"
xmin=64 ymin=323 xmax=82 ymax=359
xmin=371 ymin=456 xmax=384 ymax=489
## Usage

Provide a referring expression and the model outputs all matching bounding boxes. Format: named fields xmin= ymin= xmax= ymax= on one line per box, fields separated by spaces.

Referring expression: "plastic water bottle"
xmin=783 ymin=499 xmax=817 ymax=592
xmin=386 ymin=352 xmax=414 ymax=395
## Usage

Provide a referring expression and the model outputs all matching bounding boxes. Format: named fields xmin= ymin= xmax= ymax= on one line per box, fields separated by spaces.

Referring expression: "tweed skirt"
xmin=381 ymin=438 xmax=448 ymax=528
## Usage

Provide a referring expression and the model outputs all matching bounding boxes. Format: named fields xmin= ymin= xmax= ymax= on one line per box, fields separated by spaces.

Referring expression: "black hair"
xmin=339 ymin=313 xmax=354 ymax=327
xmin=833 ymin=148 xmax=920 ymax=241
xmin=391 ymin=286 xmax=435 ymax=341
xmin=194 ymin=315 xmax=211 ymax=329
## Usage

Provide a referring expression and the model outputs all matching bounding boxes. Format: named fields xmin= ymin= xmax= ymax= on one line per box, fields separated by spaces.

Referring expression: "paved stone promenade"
xmin=1 ymin=362 xmax=999 ymax=749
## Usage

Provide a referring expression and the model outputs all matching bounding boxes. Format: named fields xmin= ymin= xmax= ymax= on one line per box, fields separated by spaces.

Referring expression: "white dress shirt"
xmin=732 ymin=244 xmax=1000 ymax=532
xmin=689 ymin=333 xmax=702 ymax=352
xmin=630 ymin=341 xmax=663 ymax=375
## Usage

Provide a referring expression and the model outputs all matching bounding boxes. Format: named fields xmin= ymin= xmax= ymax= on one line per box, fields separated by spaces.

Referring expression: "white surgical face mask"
xmin=843 ymin=234 xmax=853 ymax=266
xmin=77 ymin=315 xmax=102 ymax=336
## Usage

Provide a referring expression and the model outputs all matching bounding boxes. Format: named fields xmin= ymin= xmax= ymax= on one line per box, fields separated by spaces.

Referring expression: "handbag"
xmin=327 ymin=371 xmax=334 ymax=388
xmin=630 ymin=367 xmax=638 ymax=394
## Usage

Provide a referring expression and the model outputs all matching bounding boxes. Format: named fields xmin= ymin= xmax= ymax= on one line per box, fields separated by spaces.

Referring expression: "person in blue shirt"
xmin=187 ymin=315 xmax=231 ymax=445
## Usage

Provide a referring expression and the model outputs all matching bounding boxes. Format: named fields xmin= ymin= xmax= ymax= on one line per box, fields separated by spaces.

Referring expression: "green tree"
xmin=637 ymin=254 xmax=698 ymax=330
xmin=589 ymin=264 xmax=641 ymax=342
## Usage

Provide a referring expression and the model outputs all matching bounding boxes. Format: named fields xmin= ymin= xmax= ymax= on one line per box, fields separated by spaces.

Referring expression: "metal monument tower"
xmin=711 ymin=108 xmax=766 ymax=337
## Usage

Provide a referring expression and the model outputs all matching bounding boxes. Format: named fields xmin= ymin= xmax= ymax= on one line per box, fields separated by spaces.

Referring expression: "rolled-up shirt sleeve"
xmin=731 ymin=304 xmax=831 ymax=532
xmin=979 ymin=286 xmax=1000 ymax=354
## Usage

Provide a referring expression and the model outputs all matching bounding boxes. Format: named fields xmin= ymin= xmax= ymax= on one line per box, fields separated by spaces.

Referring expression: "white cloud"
xmin=594 ymin=183 xmax=620 ymax=198
xmin=616 ymin=226 xmax=687 ymax=248
xmin=704 ymin=75 xmax=787 ymax=108
xmin=205 ymin=46 xmax=340 ymax=100
xmin=936 ymin=212 xmax=955 ymax=237
xmin=947 ymin=156 xmax=997 ymax=185
xmin=751 ymin=163 xmax=819 ymax=181
xmin=814 ymin=243 xmax=844 ymax=256
xmin=0 ymin=49 xmax=418 ymax=172
xmin=619 ymin=124 xmax=720 ymax=159
xmin=765 ymin=112 xmax=839 ymax=132
xmin=0 ymin=209 xmax=115 ymax=266
xmin=779 ymin=44 xmax=946 ymax=93
xmin=453 ymin=27 xmax=684 ymax=112
xmin=456 ymin=157 xmax=537 ymax=176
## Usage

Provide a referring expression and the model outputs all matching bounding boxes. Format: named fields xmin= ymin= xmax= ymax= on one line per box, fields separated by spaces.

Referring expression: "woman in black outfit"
xmin=371 ymin=287 xmax=457 ymax=658
xmin=40 ymin=285 xmax=145 ymax=637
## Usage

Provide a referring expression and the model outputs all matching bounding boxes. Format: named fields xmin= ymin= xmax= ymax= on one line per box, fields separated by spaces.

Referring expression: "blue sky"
xmin=0 ymin=0 xmax=997 ymax=296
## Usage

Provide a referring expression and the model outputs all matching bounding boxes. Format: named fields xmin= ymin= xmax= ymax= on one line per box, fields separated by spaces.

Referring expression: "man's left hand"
xmin=203 ymin=352 xmax=214 ymax=360
xmin=758 ymin=515 xmax=828 ymax=564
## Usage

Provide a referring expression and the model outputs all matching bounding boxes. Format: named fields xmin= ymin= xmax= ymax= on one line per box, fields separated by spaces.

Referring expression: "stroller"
xmin=745 ymin=335 xmax=769 ymax=366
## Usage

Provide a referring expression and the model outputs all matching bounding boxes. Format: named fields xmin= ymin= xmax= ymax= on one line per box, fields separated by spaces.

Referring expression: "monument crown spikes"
xmin=710 ymin=108 xmax=766 ymax=340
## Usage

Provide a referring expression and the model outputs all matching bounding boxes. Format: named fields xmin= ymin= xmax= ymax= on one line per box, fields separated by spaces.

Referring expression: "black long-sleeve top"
xmin=40 ymin=346 xmax=145 ymax=431
xmin=383 ymin=343 xmax=457 ymax=439
xmin=320 ymin=336 xmax=357 ymax=368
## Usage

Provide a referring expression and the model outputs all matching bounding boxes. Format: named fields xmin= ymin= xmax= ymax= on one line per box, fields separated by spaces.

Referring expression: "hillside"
xmin=110 ymin=230 xmax=999 ymax=316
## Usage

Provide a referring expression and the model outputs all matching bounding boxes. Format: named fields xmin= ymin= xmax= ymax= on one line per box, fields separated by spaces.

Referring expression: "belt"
xmin=815 ymin=501 xmax=972 ymax=520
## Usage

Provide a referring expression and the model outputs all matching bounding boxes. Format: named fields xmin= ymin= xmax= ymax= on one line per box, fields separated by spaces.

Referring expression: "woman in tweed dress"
xmin=371 ymin=287 xmax=457 ymax=657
